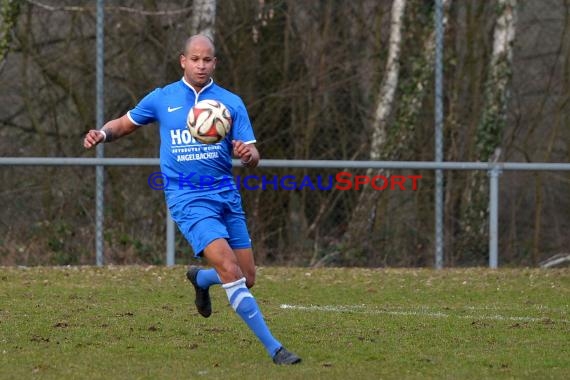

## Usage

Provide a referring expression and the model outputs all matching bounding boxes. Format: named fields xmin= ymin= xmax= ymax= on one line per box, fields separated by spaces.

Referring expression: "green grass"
xmin=0 ymin=266 xmax=568 ymax=379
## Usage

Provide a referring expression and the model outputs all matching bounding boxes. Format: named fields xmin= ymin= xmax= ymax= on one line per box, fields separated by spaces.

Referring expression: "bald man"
xmin=83 ymin=35 xmax=301 ymax=365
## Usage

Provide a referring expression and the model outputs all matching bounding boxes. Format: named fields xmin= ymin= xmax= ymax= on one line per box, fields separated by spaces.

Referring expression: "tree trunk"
xmin=369 ymin=0 xmax=407 ymax=162
xmin=342 ymin=0 xmax=406 ymax=259
xmin=191 ymin=0 xmax=216 ymax=38
xmin=459 ymin=0 xmax=517 ymax=262
xmin=344 ymin=0 xmax=452 ymax=264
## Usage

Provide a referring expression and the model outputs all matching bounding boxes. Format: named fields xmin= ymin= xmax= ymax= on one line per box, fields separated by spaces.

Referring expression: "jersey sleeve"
xmin=127 ymin=88 xmax=160 ymax=126
xmin=229 ymin=99 xmax=256 ymax=144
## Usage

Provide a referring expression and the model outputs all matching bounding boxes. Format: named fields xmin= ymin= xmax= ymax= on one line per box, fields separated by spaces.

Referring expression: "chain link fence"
xmin=1 ymin=0 xmax=569 ymax=267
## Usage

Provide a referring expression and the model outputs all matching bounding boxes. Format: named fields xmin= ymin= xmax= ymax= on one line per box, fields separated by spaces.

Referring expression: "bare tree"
xmin=370 ymin=0 xmax=407 ymax=162
xmin=191 ymin=0 xmax=216 ymax=38
xmin=459 ymin=0 xmax=517 ymax=261
xmin=343 ymin=0 xmax=452 ymax=265
xmin=341 ymin=0 xmax=406 ymax=258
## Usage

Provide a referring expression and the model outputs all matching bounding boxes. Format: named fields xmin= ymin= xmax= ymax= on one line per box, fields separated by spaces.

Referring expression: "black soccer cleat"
xmin=186 ymin=266 xmax=212 ymax=318
xmin=272 ymin=347 xmax=302 ymax=365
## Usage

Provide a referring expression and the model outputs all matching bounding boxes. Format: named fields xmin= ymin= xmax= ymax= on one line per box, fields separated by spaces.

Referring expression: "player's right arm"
xmin=83 ymin=114 xmax=139 ymax=149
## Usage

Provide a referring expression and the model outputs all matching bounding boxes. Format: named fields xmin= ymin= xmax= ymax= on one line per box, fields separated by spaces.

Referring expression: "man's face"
xmin=180 ymin=38 xmax=216 ymax=91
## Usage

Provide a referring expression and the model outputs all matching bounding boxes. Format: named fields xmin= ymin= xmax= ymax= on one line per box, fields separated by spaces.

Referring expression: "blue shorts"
xmin=169 ymin=191 xmax=252 ymax=257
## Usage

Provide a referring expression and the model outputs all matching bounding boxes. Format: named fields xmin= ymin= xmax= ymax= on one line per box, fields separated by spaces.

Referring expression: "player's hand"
xmin=84 ymin=130 xmax=105 ymax=149
xmin=232 ymin=140 xmax=252 ymax=163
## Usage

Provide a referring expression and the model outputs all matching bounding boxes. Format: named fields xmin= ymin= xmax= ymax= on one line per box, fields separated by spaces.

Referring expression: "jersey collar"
xmin=181 ymin=77 xmax=214 ymax=97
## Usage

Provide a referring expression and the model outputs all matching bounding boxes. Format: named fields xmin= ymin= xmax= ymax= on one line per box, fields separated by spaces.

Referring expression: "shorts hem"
xmin=229 ymin=244 xmax=252 ymax=250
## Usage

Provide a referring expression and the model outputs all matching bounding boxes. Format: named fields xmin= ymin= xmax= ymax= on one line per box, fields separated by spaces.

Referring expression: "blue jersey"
xmin=127 ymin=78 xmax=256 ymax=206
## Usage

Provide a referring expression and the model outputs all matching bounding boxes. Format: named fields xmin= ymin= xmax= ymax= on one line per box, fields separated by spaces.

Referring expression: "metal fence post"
xmin=434 ymin=0 xmax=445 ymax=269
xmin=488 ymin=165 xmax=502 ymax=268
xmin=95 ymin=0 xmax=105 ymax=267
xmin=166 ymin=207 xmax=175 ymax=266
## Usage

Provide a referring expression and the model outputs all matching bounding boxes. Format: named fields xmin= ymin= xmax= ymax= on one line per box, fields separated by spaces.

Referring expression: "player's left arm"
xmin=232 ymin=140 xmax=260 ymax=168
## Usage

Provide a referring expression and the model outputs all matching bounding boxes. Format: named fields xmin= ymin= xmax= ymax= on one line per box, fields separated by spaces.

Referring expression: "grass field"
xmin=0 ymin=266 xmax=568 ymax=379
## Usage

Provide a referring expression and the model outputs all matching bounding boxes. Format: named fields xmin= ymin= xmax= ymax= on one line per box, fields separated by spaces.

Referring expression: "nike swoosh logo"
xmin=167 ymin=106 xmax=183 ymax=112
xmin=248 ymin=311 xmax=258 ymax=319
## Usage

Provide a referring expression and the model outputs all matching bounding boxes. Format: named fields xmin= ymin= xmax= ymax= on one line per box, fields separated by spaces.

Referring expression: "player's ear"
xmin=180 ymin=54 xmax=186 ymax=69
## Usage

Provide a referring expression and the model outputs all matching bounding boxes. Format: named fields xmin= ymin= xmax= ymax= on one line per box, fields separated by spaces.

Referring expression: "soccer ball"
xmin=187 ymin=99 xmax=232 ymax=144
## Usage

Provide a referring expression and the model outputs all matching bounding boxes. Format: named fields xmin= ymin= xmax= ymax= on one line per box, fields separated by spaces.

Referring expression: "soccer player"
xmin=83 ymin=34 xmax=301 ymax=365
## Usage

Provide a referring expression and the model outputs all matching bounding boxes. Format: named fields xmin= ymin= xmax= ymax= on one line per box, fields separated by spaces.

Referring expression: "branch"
xmin=26 ymin=0 xmax=193 ymax=16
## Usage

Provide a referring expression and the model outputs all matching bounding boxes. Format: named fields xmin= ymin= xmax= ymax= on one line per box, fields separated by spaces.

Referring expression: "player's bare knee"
xmin=218 ymin=260 xmax=243 ymax=283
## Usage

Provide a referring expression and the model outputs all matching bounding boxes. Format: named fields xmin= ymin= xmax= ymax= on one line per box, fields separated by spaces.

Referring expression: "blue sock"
xmin=223 ymin=277 xmax=282 ymax=357
xmin=196 ymin=268 xmax=221 ymax=288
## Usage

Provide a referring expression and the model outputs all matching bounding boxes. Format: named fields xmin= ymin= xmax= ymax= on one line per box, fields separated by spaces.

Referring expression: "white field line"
xmin=279 ymin=304 xmax=570 ymax=324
